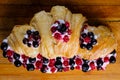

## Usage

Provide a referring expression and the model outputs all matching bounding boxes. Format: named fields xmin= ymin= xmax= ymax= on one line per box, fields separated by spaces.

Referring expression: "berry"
xmin=26 ymin=64 xmax=35 ymax=71
xmin=55 ymin=60 xmax=62 ymax=69
xmin=63 ymin=60 xmax=69 ymax=66
xmin=88 ymin=32 xmax=94 ymax=39
xmin=82 ymin=63 xmax=89 ymax=72
xmin=35 ymin=60 xmax=43 ymax=69
xmin=65 ymin=21 xmax=70 ymax=28
xmin=67 ymin=29 xmax=72 ymax=35
xmin=54 ymin=33 xmax=61 ymax=40
xmin=69 ymin=58 xmax=75 ymax=67
xmin=13 ymin=53 xmax=20 ymax=60
xmin=97 ymin=58 xmax=103 ymax=67
xmin=80 ymin=43 xmax=86 ymax=49
xmin=91 ymin=39 xmax=97 ymax=45
xmin=33 ymin=31 xmax=39 ymax=35
xmin=90 ymin=62 xmax=95 ymax=70
xmin=2 ymin=51 xmax=7 ymax=58
xmin=57 ymin=24 xmax=67 ymax=34
xmin=109 ymin=56 xmax=116 ymax=63
xmin=63 ymin=35 xmax=69 ymax=42
xmin=86 ymin=43 xmax=93 ymax=50
xmin=33 ymin=41 xmax=39 ymax=48
xmin=51 ymin=67 xmax=56 ymax=73
xmin=70 ymin=66 xmax=74 ymax=70
xmin=75 ymin=66 xmax=81 ymax=70
xmin=43 ymin=57 xmax=49 ymax=64
xmin=14 ymin=60 xmax=22 ymax=67
xmin=48 ymin=59 xmax=55 ymax=67
xmin=56 ymin=57 xmax=61 ymax=61
xmin=75 ymin=58 xmax=82 ymax=65
xmin=82 ymin=59 xmax=89 ymax=63
xmin=104 ymin=57 xmax=109 ymax=62
xmin=1 ymin=42 xmax=8 ymax=51
xmin=29 ymin=57 xmax=36 ymax=63
xmin=23 ymin=38 xmax=28 ymax=44
xmin=37 ymin=54 xmax=43 ymax=59
xmin=51 ymin=27 xmax=57 ymax=33
xmin=6 ymin=50 xmax=13 ymax=57
xmin=63 ymin=67 xmax=69 ymax=72
xmin=41 ymin=65 xmax=48 ymax=73
xmin=27 ymin=43 xmax=31 ymax=47
xmin=8 ymin=57 xmax=13 ymax=62
xmin=81 ymin=33 xmax=87 ymax=38
xmin=26 ymin=30 xmax=32 ymax=35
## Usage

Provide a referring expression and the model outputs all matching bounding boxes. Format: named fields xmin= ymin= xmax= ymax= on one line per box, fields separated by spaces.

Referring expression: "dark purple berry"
xmin=82 ymin=63 xmax=89 ymax=72
xmin=26 ymin=30 xmax=32 ymax=35
xmin=109 ymin=56 xmax=116 ymax=63
xmin=97 ymin=66 xmax=102 ymax=70
xmin=43 ymin=57 xmax=49 ymax=64
xmin=86 ymin=43 xmax=93 ymax=50
xmin=91 ymin=39 xmax=97 ymax=45
xmin=3 ymin=51 xmax=7 ymax=58
xmin=57 ymin=68 xmax=63 ymax=72
xmin=26 ymin=64 xmax=35 ymax=71
xmin=13 ymin=53 xmax=20 ymax=60
xmin=41 ymin=65 xmax=48 ymax=73
xmin=70 ymin=66 xmax=74 ymax=70
xmin=27 ymin=43 xmax=31 ymax=47
xmin=33 ymin=31 xmax=39 ymax=35
xmin=29 ymin=57 xmax=36 ymax=63
xmin=69 ymin=58 xmax=75 ymax=67
xmin=88 ymin=32 xmax=94 ymax=39
xmin=97 ymin=58 xmax=103 ymax=67
xmin=81 ymin=33 xmax=87 ymax=38
xmin=55 ymin=60 xmax=62 ymax=69
xmin=57 ymin=24 xmax=67 ymax=34
xmin=1 ymin=42 xmax=8 ymax=51
xmin=56 ymin=57 xmax=61 ymax=61
xmin=33 ymin=41 xmax=39 ymax=48
xmin=23 ymin=38 xmax=28 ymax=44
xmin=80 ymin=43 xmax=86 ymax=49
xmin=82 ymin=59 xmax=89 ymax=63
xmin=14 ymin=60 xmax=22 ymax=67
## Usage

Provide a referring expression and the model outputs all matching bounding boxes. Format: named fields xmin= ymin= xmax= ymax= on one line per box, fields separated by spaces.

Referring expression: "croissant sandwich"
xmin=1 ymin=6 xmax=117 ymax=73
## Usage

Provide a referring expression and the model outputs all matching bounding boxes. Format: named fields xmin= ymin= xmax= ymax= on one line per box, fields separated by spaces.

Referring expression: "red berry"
xmin=48 ymin=59 xmax=55 ymax=67
xmin=84 ymin=37 xmax=91 ymax=43
xmin=63 ymin=35 xmax=69 ymax=42
xmin=22 ymin=55 xmax=28 ymax=61
xmin=104 ymin=57 xmax=109 ymax=62
xmin=63 ymin=67 xmax=69 ymax=72
xmin=54 ymin=33 xmax=62 ymax=40
xmin=6 ymin=50 xmax=13 ymax=57
xmin=75 ymin=66 xmax=81 ymax=70
xmin=67 ymin=29 xmax=72 ymax=35
xmin=51 ymin=27 xmax=57 ymax=33
xmin=65 ymin=21 xmax=70 ymax=28
xmin=75 ymin=58 xmax=82 ymax=65
xmin=54 ymin=21 xmax=60 ymax=24
xmin=63 ymin=60 xmax=69 ymax=66
xmin=51 ymin=67 xmax=56 ymax=73
xmin=28 ymin=35 xmax=33 ymax=41
xmin=35 ymin=60 xmax=43 ymax=69
xmin=90 ymin=62 xmax=95 ymax=70
xmin=37 ymin=54 xmax=43 ymax=59
xmin=8 ymin=57 xmax=13 ymax=62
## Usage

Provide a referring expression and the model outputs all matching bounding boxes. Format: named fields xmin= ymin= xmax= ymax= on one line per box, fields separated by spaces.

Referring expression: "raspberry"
xmin=63 ymin=60 xmax=69 ymax=66
xmin=54 ymin=33 xmax=62 ymax=40
xmin=8 ymin=57 xmax=13 ymax=62
xmin=67 ymin=29 xmax=72 ymax=35
xmin=63 ymin=35 xmax=69 ymax=42
xmin=63 ymin=67 xmax=69 ymax=72
xmin=75 ymin=66 xmax=81 ymax=70
xmin=65 ymin=21 xmax=70 ymax=28
xmin=51 ymin=27 xmax=57 ymax=33
xmin=6 ymin=50 xmax=13 ymax=57
xmin=51 ymin=67 xmax=56 ymax=73
xmin=35 ymin=60 xmax=43 ymax=69
xmin=90 ymin=62 xmax=95 ymax=70
xmin=75 ymin=58 xmax=82 ymax=65
xmin=37 ymin=54 xmax=43 ymax=59
xmin=104 ymin=57 xmax=109 ymax=62
xmin=48 ymin=59 xmax=55 ymax=67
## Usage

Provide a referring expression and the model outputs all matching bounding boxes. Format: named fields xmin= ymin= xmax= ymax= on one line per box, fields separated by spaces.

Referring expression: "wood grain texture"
xmin=0 ymin=0 xmax=120 ymax=80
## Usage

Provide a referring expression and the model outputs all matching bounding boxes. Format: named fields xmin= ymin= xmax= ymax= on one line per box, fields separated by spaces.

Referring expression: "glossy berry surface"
xmin=26 ymin=64 xmax=35 ymax=71
xmin=109 ymin=56 xmax=116 ymax=63
xmin=82 ymin=63 xmax=89 ymax=72
xmin=1 ymin=42 xmax=8 ymax=51
xmin=14 ymin=60 xmax=22 ymax=67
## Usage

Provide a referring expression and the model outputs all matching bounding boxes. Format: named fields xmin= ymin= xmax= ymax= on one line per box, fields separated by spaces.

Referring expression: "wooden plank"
xmin=0 ymin=5 xmax=120 ymax=20
xmin=0 ymin=0 xmax=120 ymax=5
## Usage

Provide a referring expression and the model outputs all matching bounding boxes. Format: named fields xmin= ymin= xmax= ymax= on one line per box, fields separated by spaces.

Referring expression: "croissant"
xmin=1 ymin=6 xmax=117 ymax=73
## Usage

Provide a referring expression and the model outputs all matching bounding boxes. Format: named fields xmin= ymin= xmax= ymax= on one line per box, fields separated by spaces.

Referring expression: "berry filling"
xmin=51 ymin=20 xmax=71 ymax=42
xmin=80 ymin=24 xmax=97 ymax=50
xmin=23 ymin=30 xmax=41 ymax=48
xmin=1 ymin=40 xmax=117 ymax=73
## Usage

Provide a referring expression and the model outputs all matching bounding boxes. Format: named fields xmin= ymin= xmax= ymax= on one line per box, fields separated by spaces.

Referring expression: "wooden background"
xmin=0 ymin=0 xmax=120 ymax=80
